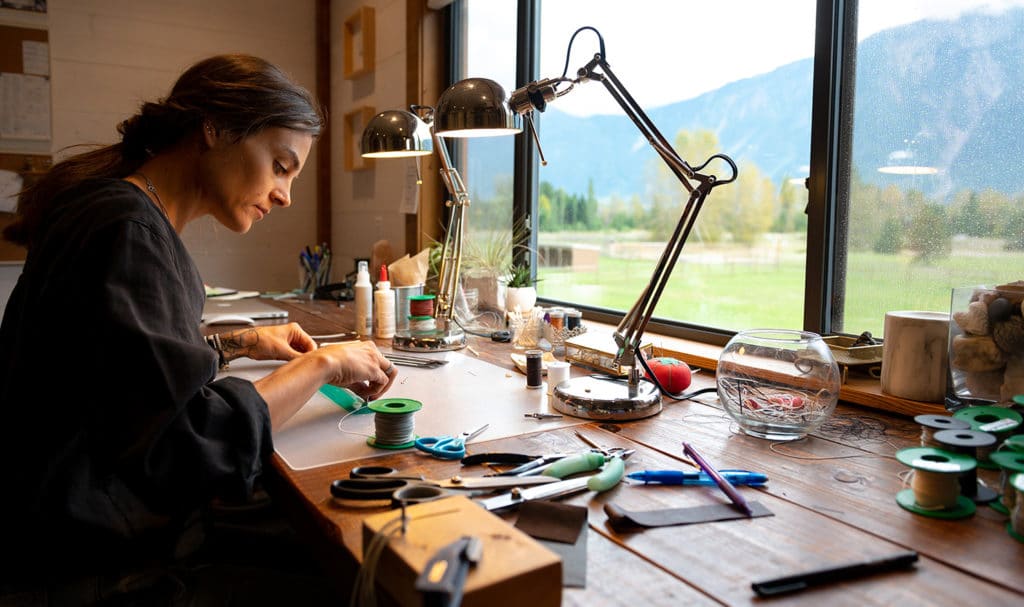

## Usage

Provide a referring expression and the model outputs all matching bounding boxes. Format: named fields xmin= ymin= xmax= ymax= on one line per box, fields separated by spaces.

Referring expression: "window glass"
xmin=457 ymin=0 xmax=518 ymax=316
xmin=841 ymin=1 xmax=1024 ymax=336
xmin=534 ymin=1 xmax=815 ymax=332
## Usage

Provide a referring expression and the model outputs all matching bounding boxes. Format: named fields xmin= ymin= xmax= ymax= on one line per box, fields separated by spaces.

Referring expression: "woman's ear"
xmin=202 ymin=122 xmax=218 ymax=148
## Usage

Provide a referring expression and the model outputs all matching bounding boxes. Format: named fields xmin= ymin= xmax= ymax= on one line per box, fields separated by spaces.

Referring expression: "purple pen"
xmin=682 ymin=442 xmax=753 ymax=517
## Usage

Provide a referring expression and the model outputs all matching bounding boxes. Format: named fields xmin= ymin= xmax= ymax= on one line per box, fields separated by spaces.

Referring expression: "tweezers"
xmin=384 ymin=353 xmax=448 ymax=368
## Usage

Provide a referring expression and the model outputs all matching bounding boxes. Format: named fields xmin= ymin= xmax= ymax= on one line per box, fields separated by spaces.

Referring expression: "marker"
xmin=682 ymin=442 xmax=753 ymax=516
xmin=751 ymin=551 xmax=919 ymax=596
xmin=628 ymin=470 xmax=767 ymax=486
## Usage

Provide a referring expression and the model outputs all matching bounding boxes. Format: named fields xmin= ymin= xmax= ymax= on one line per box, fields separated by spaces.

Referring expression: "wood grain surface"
xmin=240 ymin=300 xmax=1023 ymax=606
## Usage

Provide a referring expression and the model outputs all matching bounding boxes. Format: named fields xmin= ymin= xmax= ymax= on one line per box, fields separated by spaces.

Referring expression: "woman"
xmin=0 ymin=55 xmax=393 ymax=603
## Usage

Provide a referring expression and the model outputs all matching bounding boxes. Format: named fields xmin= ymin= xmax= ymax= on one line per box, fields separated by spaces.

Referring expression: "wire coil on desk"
xmin=895 ymin=447 xmax=977 ymax=519
xmin=365 ymin=398 xmax=423 ymax=449
xmin=990 ymin=450 xmax=1024 ymax=516
xmin=932 ymin=429 xmax=999 ymax=504
xmin=915 ymin=414 xmax=970 ymax=448
xmin=1009 ymin=473 xmax=1024 ymax=543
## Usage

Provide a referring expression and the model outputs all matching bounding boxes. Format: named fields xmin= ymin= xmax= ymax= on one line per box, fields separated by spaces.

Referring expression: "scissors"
xmin=329 ymin=465 xmax=558 ymax=507
xmin=415 ymin=424 xmax=489 ymax=460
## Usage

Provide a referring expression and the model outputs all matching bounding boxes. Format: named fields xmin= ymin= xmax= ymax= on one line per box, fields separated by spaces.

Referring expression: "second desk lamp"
xmin=361 ymin=78 xmax=521 ymax=352
xmin=509 ymin=27 xmax=737 ymax=420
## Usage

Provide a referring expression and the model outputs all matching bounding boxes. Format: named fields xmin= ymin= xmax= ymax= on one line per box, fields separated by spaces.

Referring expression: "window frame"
xmin=451 ymin=0 xmax=852 ymax=345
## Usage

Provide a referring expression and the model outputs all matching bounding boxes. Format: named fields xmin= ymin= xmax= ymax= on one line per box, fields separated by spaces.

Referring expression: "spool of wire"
xmin=895 ymin=447 xmax=976 ymax=519
xmin=408 ymin=315 xmax=436 ymax=333
xmin=1009 ymin=473 xmax=1024 ymax=543
xmin=525 ymin=349 xmax=544 ymax=389
xmin=989 ymin=450 xmax=1024 ymax=516
xmin=932 ymin=429 xmax=998 ymax=503
xmin=409 ymin=295 xmax=436 ymax=318
xmin=915 ymin=414 xmax=970 ymax=448
xmin=366 ymin=398 xmax=423 ymax=449
xmin=953 ymin=406 xmax=1023 ymax=468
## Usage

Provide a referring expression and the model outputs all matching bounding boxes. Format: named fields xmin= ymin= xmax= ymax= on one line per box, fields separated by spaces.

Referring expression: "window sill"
xmin=583 ymin=321 xmax=947 ymax=418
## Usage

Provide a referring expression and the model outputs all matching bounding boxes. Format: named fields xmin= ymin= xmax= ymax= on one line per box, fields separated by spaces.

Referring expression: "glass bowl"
xmin=717 ymin=329 xmax=841 ymax=440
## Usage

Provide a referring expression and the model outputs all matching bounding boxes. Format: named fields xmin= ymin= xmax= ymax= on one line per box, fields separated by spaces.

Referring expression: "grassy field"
xmin=536 ymin=233 xmax=1022 ymax=336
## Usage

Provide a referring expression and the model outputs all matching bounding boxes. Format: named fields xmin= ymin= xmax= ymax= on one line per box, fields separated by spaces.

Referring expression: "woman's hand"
xmin=317 ymin=341 xmax=397 ymax=401
xmin=253 ymin=338 xmax=397 ymax=428
xmin=217 ymin=323 xmax=316 ymax=363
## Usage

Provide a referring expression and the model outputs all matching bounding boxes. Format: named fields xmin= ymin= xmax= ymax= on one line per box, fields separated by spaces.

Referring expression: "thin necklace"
xmin=135 ymin=172 xmax=169 ymax=219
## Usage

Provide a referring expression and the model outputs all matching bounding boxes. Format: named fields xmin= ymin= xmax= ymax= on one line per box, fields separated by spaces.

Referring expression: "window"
xmin=453 ymin=0 xmax=1024 ymax=340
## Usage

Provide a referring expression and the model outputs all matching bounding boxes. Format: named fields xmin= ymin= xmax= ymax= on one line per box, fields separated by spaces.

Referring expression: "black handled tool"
xmin=415 ymin=535 xmax=483 ymax=607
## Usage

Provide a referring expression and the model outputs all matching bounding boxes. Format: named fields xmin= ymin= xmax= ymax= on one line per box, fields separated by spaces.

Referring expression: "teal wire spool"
xmin=1009 ymin=473 xmax=1024 ymax=543
xmin=365 ymin=398 xmax=423 ymax=450
xmin=989 ymin=450 xmax=1024 ymax=516
xmin=895 ymin=447 xmax=977 ymax=519
xmin=1003 ymin=434 xmax=1024 ymax=453
xmin=952 ymin=406 xmax=1022 ymax=469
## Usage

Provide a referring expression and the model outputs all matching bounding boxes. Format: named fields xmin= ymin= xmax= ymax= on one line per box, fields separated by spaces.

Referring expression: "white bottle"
xmin=374 ymin=264 xmax=396 ymax=339
xmin=354 ymin=261 xmax=373 ymax=337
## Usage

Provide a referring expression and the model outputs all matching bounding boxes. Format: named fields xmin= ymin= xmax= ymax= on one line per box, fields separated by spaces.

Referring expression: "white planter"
xmin=505 ymin=286 xmax=537 ymax=314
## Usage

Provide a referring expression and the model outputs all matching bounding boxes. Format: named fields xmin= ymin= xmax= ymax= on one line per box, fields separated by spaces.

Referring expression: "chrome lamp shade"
xmin=361 ymin=110 xmax=433 ymax=158
xmin=358 ymin=79 xmax=520 ymax=352
xmin=434 ymin=78 xmax=522 ymax=138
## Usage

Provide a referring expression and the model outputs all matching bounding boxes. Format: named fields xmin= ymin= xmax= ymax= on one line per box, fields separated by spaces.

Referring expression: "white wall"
xmin=44 ymin=0 xmax=319 ymax=292
xmin=330 ymin=0 xmax=412 ymax=278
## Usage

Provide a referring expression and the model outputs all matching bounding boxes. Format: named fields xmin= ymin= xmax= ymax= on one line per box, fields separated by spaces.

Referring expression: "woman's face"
xmin=201 ymin=126 xmax=314 ymax=233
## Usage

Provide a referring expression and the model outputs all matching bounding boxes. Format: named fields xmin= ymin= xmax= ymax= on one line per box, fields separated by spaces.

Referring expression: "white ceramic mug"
xmin=881 ymin=310 xmax=951 ymax=402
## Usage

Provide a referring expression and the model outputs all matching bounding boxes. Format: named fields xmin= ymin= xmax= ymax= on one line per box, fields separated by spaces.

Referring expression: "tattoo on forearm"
xmin=220 ymin=328 xmax=260 ymax=362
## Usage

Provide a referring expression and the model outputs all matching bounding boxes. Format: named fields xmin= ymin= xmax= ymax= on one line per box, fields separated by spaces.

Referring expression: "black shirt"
xmin=0 ymin=179 xmax=273 ymax=576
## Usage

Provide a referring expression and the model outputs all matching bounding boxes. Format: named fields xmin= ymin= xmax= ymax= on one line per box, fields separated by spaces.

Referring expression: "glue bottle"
xmin=355 ymin=260 xmax=373 ymax=337
xmin=374 ymin=264 xmax=395 ymax=339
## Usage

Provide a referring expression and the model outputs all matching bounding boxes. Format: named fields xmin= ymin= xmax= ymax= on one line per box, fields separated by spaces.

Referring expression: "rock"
xmin=965 ymin=370 xmax=1004 ymax=401
xmin=992 ymin=315 xmax=1024 ymax=355
xmin=1000 ymin=355 xmax=1024 ymax=402
xmin=953 ymin=300 xmax=990 ymax=336
xmin=951 ymin=334 xmax=1007 ymax=372
xmin=988 ymin=297 xmax=1014 ymax=323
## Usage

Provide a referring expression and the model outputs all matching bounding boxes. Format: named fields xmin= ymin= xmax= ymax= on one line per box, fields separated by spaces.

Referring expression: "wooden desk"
xmin=249 ymin=300 xmax=1023 ymax=606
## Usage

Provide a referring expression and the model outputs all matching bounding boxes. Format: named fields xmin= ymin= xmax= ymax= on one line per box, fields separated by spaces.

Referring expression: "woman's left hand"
xmin=217 ymin=323 xmax=317 ymax=363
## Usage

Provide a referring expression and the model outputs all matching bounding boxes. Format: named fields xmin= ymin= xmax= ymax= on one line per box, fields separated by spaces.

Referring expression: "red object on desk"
xmin=645 ymin=357 xmax=692 ymax=392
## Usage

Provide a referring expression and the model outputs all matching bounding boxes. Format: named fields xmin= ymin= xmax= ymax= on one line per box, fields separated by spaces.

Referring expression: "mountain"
xmin=468 ymin=8 xmax=1024 ymax=203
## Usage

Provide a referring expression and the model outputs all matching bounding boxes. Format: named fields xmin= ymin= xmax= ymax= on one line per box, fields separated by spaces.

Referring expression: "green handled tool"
xmin=478 ymin=455 xmax=628 ymax=511
xmin=542 ymin=452 xmax=606 ymax=479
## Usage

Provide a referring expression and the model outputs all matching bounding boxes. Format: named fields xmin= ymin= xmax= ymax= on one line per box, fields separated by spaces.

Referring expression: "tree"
xmin=906 ymin=202 xmax=952 ymax=263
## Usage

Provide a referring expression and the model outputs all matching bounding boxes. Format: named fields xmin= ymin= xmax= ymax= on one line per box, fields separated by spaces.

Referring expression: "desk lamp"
xmin=361 ymin=78 xmax=521 ymax=352
xmin=509 ymin=27 xmax=737 ymax=419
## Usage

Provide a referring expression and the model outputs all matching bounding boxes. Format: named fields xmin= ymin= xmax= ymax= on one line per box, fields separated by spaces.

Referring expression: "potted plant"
xmin=504 ymin=263 xmax=538 ymax=314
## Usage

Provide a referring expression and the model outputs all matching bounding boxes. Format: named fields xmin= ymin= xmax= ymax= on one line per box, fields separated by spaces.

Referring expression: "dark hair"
xmin=4 ymin=54 xmax=324 ymax=247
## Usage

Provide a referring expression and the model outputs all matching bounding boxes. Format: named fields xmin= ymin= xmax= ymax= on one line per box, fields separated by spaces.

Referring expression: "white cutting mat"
xmin=221 ymin=351 xmax=585 ymax=470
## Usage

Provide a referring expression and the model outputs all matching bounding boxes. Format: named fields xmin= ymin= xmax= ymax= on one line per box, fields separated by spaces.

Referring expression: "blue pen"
xmin=627 ymin=469 xmax=768 ymax=486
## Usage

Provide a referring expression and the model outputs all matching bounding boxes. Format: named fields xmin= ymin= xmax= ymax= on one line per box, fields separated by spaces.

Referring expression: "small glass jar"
xmin=717 ymin=329 xmax=841 ymax=440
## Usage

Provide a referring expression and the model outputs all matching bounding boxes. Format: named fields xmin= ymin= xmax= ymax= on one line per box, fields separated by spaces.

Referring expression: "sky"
xmin=467 ymin=0 xmax=1024 ymax=116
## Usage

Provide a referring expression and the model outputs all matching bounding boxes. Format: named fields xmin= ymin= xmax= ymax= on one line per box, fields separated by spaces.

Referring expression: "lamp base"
xmin=392 ymin=325 xmax=466 ymax=352
xmin=551 ymin=376 xmax=661 ymax=420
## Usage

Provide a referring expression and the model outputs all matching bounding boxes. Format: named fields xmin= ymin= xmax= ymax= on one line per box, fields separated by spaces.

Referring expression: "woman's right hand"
xmin=316 ymin=341 xmax=397 ymax=401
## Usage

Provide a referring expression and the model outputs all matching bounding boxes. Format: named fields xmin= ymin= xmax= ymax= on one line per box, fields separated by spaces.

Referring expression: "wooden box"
xmin=361 ymin=496 xmax=562 ymax=607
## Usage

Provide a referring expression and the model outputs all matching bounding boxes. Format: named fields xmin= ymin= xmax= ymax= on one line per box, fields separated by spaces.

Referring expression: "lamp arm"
xmin=433 ymin=129 xmax=470 ymax=322
xmin=576 ymin=55 xmax=737 ymax=368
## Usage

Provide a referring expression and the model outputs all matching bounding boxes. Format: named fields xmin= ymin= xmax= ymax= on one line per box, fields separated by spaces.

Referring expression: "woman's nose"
xmin=272 ymin=188 xmax=291 ymax=208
